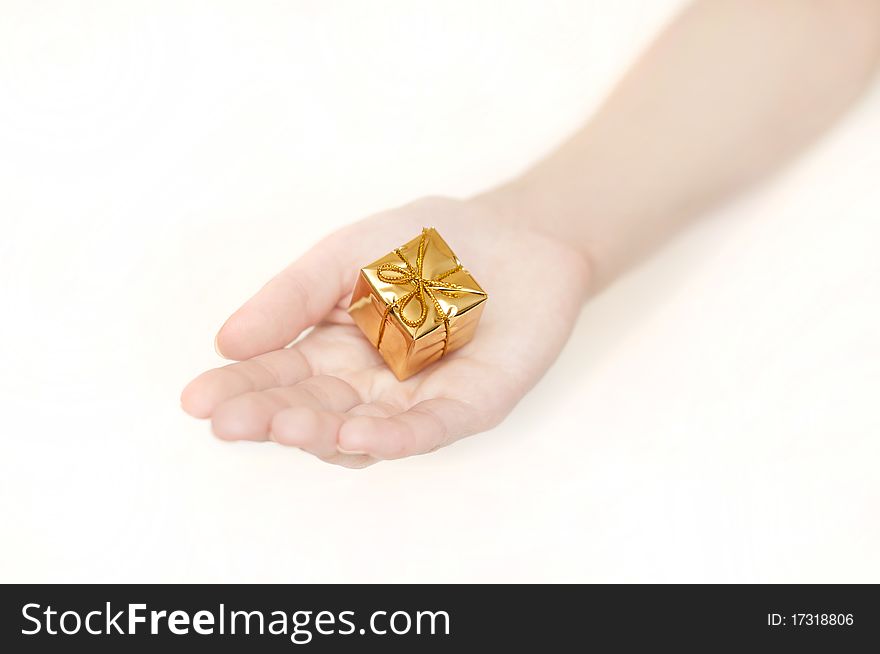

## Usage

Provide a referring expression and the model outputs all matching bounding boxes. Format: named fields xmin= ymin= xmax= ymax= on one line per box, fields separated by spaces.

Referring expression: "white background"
xmin=1 ymin=0 xmax=878 ymax=582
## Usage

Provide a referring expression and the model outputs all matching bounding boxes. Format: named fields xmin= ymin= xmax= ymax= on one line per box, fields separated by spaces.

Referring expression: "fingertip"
xmin=213 ymin=331 xmax=228 ymax=359
xmin=338 ymin=416 xmax=394 ymax=459
xmin=270 ymin=406 xmax=319 ymax=447
xmin=272 ymin=406 xmax=344 ymax=459
xmin=216 ymin=307 xmax=300 ymax=361
xmin=337 ymin=416 xmax=369 ymax=451
xmin=214 ymin=312 xmax=252 ymax=361
xmin=335 ymin=447 xmax=369 ymax=456
xmin=180 ymin=376 xmax=213 ymax=419
xmin=180 ymin=368 xmax=242 ymax=420
xmin=211 ymin=395 xmax=271 ymax=441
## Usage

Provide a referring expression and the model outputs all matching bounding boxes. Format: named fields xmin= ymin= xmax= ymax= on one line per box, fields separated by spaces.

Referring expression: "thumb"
xmin=214 ymin=228 xmax=362 ymax=360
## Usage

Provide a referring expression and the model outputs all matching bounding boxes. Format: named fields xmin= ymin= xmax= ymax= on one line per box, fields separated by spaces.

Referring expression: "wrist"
xmin=468 ymin=181 xmax=597 ymax=298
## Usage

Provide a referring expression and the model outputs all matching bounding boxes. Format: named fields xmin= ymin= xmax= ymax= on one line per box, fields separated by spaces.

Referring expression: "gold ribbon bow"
xmin=375 ymin=228 xmax=475 ymax=357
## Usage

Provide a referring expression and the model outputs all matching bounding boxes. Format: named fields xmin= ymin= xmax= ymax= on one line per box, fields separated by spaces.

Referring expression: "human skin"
xmin=181 ymin=0 xmax=880 ymax=467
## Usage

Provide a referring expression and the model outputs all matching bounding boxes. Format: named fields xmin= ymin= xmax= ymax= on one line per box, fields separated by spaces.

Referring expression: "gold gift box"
xmin=348 ymin=227 xmax=488 ymax=380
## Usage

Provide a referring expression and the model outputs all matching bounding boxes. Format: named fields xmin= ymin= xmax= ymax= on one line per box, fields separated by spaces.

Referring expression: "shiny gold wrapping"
xmin=348 ymin=227 xmax=487 ymax=380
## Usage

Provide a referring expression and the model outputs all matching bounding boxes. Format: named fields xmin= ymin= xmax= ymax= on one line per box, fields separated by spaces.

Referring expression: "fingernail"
xmin=337 ymin=446 xmax=368 ymax=456
xmin=214 ymin=332 xmax=227 ymax=358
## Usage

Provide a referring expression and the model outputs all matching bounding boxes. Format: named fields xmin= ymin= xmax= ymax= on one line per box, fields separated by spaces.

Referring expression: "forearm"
xmin=477 ymin=0 xmax=880 ymax=289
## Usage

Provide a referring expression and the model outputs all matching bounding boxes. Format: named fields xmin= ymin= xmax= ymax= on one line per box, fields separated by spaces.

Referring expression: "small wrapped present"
xmin=348 ymin=227 xmax=488 ymax=380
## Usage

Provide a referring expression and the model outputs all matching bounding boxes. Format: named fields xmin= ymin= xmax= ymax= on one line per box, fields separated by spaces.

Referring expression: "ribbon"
xmin=375 ymin=228 xmax=476 ymax=357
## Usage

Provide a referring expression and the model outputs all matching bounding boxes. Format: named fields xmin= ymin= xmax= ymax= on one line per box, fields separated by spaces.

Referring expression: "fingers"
xmin=337 ymin=398 xmax=486 ymax=460
xmin=269 ymin=407 xmax=375 ymax=469
xmin=215 ymin=230 xmax=361 ymax=361
xmin=268 ymin=402 xmax=379 ymax=468
xmin=201 ymin=379 xmax=495 ymax=464
xmin=210 ymin=375 xmax=361 ymax=442
xmin=270 ymin=406 xmax=343 ymax=458
xmin=180 ymin=348 xmax=312 ymax=419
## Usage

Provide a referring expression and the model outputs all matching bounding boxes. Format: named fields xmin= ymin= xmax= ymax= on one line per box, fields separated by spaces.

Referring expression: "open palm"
xmin=181 ymin=197 xmax=590 ymax=467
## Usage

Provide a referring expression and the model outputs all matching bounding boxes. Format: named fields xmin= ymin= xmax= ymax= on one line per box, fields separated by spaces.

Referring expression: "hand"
xmin=181 ymin=197 xmax=591 ymax=467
